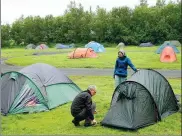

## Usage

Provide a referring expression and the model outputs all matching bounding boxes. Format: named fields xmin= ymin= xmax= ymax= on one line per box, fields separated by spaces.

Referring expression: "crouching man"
xmin=71 ymin=85 xmax=97 ymax=127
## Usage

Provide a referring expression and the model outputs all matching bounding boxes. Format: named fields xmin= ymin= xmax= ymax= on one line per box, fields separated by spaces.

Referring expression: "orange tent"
xmin=160 ymin=46 xmax=177 ymax=62
xmin=68 ymin=48 xmax=98 ymax=59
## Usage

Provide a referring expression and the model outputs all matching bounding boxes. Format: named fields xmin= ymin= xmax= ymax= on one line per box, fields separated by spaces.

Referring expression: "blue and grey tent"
xmin=139 ymin=42 xmax=154 ymax=47
xmin=156 ymin=42 xmax=180 ymax=54
xmin=56 ymin=43 xmax=74 ymax=49
xmin=1 ymin=63 xmax=82 ymax=115
xmin=85 ymin=41 xmax=105 ymax=53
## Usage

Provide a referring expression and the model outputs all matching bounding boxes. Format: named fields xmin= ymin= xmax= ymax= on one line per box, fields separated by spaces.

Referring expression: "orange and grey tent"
xmin=160 ymin=46 xmax=177 ymax=62
xmin=68 ymin=48 xmax=97 ymax=59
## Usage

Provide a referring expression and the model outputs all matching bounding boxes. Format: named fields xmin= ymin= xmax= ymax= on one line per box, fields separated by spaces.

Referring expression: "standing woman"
xmin=113 ymin=49 xmax=138 ymax=88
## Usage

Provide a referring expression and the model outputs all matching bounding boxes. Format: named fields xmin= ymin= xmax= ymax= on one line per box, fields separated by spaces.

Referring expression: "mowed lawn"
xmin=1 ymin=76 xmax=181 ymax=135
xmin=2 ymin=46 xmax=181 ymax=69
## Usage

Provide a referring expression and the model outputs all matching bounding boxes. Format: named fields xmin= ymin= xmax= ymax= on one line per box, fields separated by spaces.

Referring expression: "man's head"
xmin=88 ymin=85 xmax=97 ymax=96
xmin=118 ymin=49 xmax=125 ymax=57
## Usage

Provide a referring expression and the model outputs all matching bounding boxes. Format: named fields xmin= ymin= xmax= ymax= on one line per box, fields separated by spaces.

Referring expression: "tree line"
xmin=1 ymin=0 xmax=181 ymax=48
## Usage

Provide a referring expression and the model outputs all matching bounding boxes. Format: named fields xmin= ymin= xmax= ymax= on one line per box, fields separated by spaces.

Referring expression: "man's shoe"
xmin=72 ymin=119 xmax=80 ymax=126
xmin=84 ymin=122 xmax=96 ymax=127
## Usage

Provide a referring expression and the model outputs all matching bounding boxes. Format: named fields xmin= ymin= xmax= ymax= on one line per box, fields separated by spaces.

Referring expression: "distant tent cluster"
xmin=156 ymin=41 xmax=180 ymax=63
xmin=101 ymin=69 xmax=179 ymax=130
xmin=25 ymin=41 xmax=105 ymax=59
xmin=1 ymin=63 xmax=82 ymax=115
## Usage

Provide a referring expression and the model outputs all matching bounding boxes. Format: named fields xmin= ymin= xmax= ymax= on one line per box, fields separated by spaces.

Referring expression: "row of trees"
xmin=1 ymin=0 xmax=181 ymax=48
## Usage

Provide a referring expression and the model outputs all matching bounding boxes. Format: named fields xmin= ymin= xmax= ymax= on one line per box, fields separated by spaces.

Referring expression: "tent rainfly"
xmin=1 ymin=63 xmax=82 ymax=115
xmin=101 ymin=69 xmax=179 ymax=130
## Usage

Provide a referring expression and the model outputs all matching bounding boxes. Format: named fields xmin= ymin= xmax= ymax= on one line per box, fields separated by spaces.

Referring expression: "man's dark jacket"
xmin=71 ymin=90 xmax=94 ymax=120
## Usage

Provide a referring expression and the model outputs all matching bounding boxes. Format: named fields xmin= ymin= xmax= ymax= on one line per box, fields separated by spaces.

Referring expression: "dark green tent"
xmin=1 ymin=63 xmax=82 ymax=115
xmin=101 ymin=69 xmax=179 ymax=130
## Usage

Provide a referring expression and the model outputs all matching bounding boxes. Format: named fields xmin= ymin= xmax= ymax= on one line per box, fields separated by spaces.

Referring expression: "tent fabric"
xmin=25 ymin=44 xmax=36 ymax=49
xmin=156 ymin=43 xmax=180 ymax=54
xmin=85 ymin=41 xmax=105 ymax=53
xmin=68 ymin=48 xmax=98 ymax=59
xmin=55 ymin=43 xmax=74 ymax=49
xmin=160 ymin=46 xmax=177 ymax=62
xmin=35 ymin=44 xmax=49 ymax=50
xmin=164 ymin=41 xmax=181 ymax=47
xmin=1 ymin=63 xmax=82 ymax=115
xmin=101 ymin=69 xmax=179 ymax=130
xmin=139 ymin=42 xmax=154 ymax=47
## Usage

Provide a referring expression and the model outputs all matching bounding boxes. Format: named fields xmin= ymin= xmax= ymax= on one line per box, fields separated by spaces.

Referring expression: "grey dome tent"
xmin=25 ymin=44 xmax=36 ymax=49
xmin=101 ymin=69 xmax=179 ymax=130
xmin=164 ymin=41 xmax=181 ymax=47
xmin=139 ymin=42 xmax=154 ymax=47
xmin=156 ymin=42 xmax=180 ymax=54
xmin=116 ymin=42 xmax=125 ymax=49
xmin=55 ymin=43 xmax=74 ymax=49
xmin=1 ymin=63 xmax=82 ymax=115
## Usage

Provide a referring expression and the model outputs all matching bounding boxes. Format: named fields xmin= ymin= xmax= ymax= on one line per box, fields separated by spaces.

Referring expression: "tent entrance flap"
xmin=8 ymin=78 xmax=46 ymax=114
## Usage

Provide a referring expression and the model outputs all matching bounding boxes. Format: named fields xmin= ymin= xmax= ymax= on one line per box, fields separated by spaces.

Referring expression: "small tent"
xmin=101 ymin=69 xmax=179 ymax=130
xmin=35 ymin=44 xmax=49 ymax=50
xmin=68 ymin=48 xmax=97 ymax=59
xmin=25 ymin=44 xmax=36 ymax=49
xmin=164 ymin=40 xmax=181 ymax=47
xmin=160 ymin=46 xmax=177 ymax=62
xmin=56 ymin=43 xmax=74 ymax=49
xmin=1 ymin=63 xmax=82 ymax=115
xmin=139 ymin=42 xmax=154 ymax=47
xmin=116 ymin=42 xmax=125 ymax=49
xmin=85 ymin=41 xmax=105 ymax=53
xmin=156 ymin=43 xmax=179 ymax=54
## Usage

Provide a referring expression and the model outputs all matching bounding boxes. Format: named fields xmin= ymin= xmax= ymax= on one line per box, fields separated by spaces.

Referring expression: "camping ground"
xmin=1 ymin=46 xmax=181 ymax=135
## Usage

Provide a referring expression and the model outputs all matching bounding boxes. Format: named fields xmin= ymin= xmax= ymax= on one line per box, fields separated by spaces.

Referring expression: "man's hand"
xmin=91 ymin=119 xmax=97 ymax=125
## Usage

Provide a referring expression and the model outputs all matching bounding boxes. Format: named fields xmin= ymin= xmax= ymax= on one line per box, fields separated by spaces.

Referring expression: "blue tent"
xmin=139 ymin=42 xmax=154 ymax=47
xmin=56 ymin=43 xmax=74 ymax=49
xmin=85 ymin=41 xmax=105 ymax=53
xmin=156 ymin=42 xmax=180 ymax=54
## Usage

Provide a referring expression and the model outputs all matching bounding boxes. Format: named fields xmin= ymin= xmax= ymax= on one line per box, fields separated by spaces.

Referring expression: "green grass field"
xmin=1 ymin=46 xmax=181 ymax=135
xmin=1 ymin=76 xmax=181 ymax=135
xmin=2 ymin=46 xmax=181 ymax=69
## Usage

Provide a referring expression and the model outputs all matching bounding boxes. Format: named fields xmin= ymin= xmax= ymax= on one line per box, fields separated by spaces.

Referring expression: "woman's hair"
xmin=118 ymin=49 xmax=126 ymax=56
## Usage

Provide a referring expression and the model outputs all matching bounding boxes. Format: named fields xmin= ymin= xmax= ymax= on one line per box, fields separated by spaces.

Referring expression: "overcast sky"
xmin=1 ymin=0 xmax=175 ymax=24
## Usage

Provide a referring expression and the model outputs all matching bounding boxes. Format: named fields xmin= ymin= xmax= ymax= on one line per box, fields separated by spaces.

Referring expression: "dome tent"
xmin=164 ymin=40 xmax=181 ymax=47
xmin=85 ymin=41 xmax=105 ymax=53
xmin=160 ymin=46 xmax=177 ymax=62
xmin=101 ymin=69 xmax=179 ymax=130
xmin=25 ymin=44 xmax=36 ymax=49
xmin=156 ymin=42 xmax=179 ymax=54
xmin=68 ymin=48 xmax=97 ymax=59
xmin=55 ymin=43 xmax=74 ymax=49
xmin=116 ymin=42 xmax=125 ymax=49
xmin=1 ymin=63 xmax=82 ymax=115
xmin=35 ymin=44 xmax=49 ymax=50
xmin=139 ymin=42 xmax=154 ymax=47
